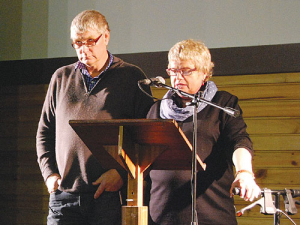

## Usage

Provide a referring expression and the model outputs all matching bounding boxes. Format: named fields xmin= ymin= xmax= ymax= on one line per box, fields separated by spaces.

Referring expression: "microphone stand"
xmin=235 ymin=188 xmax=299 ymax=225
xmin=151 ymin=81 xmax=239 ymax=225
xmin=190 ymin=94 xmax=199 ymax=225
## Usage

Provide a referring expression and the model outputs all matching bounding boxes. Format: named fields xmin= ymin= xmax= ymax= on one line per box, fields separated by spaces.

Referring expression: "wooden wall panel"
xmin=0 ymin=84 xmax=48 ymax=225
xmin=253 ymin=151 xmax=300 ymax=168
xmin=251 ymin=134 xmax=300 ymax=150
xmin=213 ymin=73 xmax=300 ymax=225
xmin=245 ymin=118 xmax=300 ymax=135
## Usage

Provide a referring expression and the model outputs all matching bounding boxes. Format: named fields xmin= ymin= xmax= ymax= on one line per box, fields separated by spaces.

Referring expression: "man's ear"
xmin=104 ymin=30 xmax=110 ymax=46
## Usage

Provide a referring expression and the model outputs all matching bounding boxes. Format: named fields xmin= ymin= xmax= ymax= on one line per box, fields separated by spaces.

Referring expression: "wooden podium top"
xmin=70 ymin=119 xmax=205 ymax=172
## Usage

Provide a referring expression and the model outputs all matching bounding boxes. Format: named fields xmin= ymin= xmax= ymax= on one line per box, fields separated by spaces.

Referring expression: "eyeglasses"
xmin=166 ymin=68 xmax=197 ymax=76
xmin=72 ymin=34 xmax=103 ymax=49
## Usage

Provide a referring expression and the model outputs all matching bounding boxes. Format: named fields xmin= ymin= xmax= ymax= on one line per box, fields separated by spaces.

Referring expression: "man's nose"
xmin=79 ymin=44 xmax=89 ymax=53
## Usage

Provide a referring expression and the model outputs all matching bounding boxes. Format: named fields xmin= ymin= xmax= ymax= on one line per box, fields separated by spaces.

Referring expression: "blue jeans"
xmin=47 ymin=190 xmax=122 ymax=225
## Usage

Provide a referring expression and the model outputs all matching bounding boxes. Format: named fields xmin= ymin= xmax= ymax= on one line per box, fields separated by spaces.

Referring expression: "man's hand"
xmin=46 ymin=173 xmax=61 ymax=194
xmin=92 ymin=169 xmax=124 ymax=199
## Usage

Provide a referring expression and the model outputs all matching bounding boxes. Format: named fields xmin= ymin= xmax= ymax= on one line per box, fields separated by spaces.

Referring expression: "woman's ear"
xmin=203 ymin=73 xmax=207 ymax=83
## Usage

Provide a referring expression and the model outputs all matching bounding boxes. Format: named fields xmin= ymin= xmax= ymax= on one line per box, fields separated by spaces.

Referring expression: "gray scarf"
xmin=160 ymin=81 xmax=218 ymax=121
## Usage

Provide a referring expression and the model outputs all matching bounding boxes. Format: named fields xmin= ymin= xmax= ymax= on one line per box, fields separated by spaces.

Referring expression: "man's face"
xmin=72 ymin=29 xmax=110 ymax=69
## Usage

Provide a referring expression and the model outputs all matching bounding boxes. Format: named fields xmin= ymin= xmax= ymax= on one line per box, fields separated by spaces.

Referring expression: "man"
xmin=36 ymin=10 xmax=153 ymax=225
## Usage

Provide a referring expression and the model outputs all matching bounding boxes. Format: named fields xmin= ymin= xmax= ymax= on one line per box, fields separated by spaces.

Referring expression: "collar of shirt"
xmin=75 ymin=51 xmax=114 ymax=91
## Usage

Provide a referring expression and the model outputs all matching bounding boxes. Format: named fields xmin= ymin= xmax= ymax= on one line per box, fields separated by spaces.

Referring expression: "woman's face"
xmin=168 ymin=60 xmax=207 ymax=97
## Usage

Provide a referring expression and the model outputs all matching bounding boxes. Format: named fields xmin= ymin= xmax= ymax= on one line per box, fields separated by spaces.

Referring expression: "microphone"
xmin=138 ymin=76 xmax=165 ymax=86
xmin=223 ymin=107 xmax=240 ymax=118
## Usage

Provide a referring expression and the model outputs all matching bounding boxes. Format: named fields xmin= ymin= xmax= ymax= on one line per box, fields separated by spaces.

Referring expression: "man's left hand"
xmin=92 ymin=169 xmax=124 ymax=199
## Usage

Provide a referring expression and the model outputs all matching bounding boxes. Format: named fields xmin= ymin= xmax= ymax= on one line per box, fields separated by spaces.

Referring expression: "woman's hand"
xmin=230 ymin=171 xmax=261 ymax=201
xmin=231 ymin=148 xmax=261 ymax=201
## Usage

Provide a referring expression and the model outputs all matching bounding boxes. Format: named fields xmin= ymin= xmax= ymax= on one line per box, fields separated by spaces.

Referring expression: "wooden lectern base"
xmin=122 ymin=206 xmax=148 ymax=225
xmin=69 ymin=119 xmax=206 ymax=225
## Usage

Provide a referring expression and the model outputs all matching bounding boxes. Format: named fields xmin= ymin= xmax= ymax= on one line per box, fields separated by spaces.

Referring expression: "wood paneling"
xmin=215 ymin=73 xmax=300 ymax=224
xmin=245 ymin=117 xmax=300 ymax=135
xmin=0 ymin=84 xmax=48 ymax=224
xmin=253 ymin=151 xmax=300 ymax=168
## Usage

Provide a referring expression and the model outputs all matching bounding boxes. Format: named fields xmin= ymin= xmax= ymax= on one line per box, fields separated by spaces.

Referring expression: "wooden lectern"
xmin=70 ymin=119 xmax=206 ymax=225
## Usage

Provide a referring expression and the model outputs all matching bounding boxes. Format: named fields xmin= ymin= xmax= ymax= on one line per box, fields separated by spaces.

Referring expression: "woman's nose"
xmin=175 ymin=71 xmax=184 ymax=79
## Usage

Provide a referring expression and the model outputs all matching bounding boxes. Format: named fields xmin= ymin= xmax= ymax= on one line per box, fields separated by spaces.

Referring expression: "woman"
xmin=146 ymin=39 xmax=260 ymax=225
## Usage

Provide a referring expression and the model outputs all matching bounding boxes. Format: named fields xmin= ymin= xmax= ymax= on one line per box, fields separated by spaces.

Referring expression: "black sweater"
xmin=146 ymin=91 xmax=253 ymax=225
xmin=36 ymin=56 xmax=154 ymax=193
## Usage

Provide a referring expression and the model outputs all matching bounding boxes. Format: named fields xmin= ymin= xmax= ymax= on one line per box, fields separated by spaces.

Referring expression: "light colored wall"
xmin=0 ymin=0 xmax=23 ymax=60
xmin=21 ymin=0 xmax=48 ymax=60
xmin=1 ymin=0 xmax=300 ymax=61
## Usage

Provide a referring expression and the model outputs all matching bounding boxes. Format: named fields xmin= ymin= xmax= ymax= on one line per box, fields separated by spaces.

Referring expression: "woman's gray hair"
xmin=168 ymin=39 xmax=214 ymax=82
